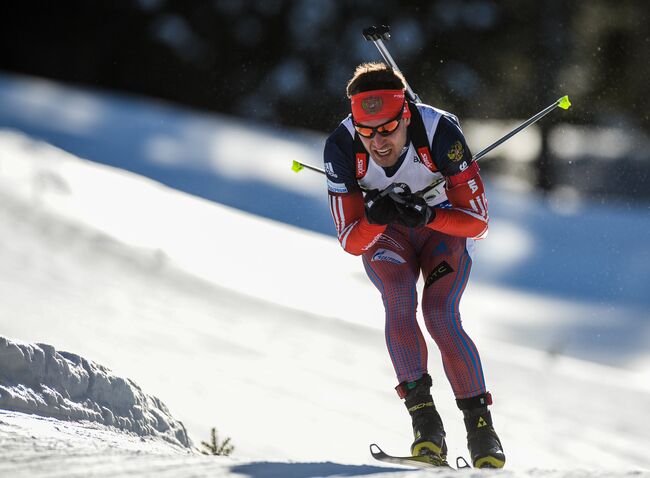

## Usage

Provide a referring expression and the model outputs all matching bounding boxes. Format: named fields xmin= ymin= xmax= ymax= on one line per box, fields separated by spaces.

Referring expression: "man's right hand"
xmin=364 ymin=188 xmax=399 ymax=225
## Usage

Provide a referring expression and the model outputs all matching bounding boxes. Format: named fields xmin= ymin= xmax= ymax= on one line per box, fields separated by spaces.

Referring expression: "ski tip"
xmin=291 ymin=160 xmax=304 ymax=173
xmin=369 ymin=443 xmax=382 ymax=454
xmin=557 ymin=95 xmax=572 ymax=110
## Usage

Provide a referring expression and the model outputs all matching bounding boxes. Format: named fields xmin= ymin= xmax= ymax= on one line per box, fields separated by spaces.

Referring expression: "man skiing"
xmin=323 ymin=62 xmax=505 ymax=469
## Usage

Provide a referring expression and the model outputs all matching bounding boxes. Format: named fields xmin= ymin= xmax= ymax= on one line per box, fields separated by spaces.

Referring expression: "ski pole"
xmin=362 ymin=25 xmax=421 ymax=104
xmin=292 ymin=96 xmax=571 ymax=174
xmin=472 ymin=95 xmax=572 ymax=161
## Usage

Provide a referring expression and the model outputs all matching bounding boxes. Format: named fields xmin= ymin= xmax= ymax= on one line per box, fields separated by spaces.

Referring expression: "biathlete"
xmin=323 ymin=62 xmax=505 ymax=469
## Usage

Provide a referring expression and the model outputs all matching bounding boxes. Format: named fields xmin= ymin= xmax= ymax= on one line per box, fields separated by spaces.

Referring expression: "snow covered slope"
xmin=1 ymin=72 xmax=648 ymax=309
xmin=0 ymin=129 xmax=649 ymax=477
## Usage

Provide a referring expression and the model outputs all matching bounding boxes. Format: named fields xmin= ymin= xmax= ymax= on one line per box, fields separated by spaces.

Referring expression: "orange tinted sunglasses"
xmin=353 ymin=107 xmax=404 ymax=139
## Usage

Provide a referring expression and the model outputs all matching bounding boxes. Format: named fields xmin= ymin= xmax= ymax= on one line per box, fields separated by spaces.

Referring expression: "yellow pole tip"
xmin=291 ymin=160 xmax=304 ymax=173
xmin=558 ymin=95 xmax=571 ymax=110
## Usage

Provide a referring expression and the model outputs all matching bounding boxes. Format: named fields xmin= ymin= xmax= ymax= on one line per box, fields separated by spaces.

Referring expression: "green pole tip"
xmin=291 ymin=160 xmax=304 ymax=173
xmin=557 ymin=95 xmax=571 ymax=110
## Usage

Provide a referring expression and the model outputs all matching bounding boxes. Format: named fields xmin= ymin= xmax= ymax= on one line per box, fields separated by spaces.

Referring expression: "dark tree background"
xmin=1 ymin=0 xmax=649 ymax=198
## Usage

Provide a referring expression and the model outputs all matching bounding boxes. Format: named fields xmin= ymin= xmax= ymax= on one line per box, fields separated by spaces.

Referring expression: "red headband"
xmin=351 ymin=89 xmax=410 ymax=124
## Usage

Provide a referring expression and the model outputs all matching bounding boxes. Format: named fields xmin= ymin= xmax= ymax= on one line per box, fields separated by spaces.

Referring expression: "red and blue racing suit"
xmin=324 ymin=103 xmax=489 ymax=399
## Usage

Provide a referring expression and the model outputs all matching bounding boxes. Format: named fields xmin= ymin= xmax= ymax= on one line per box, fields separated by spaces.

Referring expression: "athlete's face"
xmin=358 ymin=116 xmax=410 ymax=168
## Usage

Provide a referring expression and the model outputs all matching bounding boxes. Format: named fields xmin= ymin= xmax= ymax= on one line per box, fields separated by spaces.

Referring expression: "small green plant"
xmin=200 ymin=427 xmax=234 ymax=456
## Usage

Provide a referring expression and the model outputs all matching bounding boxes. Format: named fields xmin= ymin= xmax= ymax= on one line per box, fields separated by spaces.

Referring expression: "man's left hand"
xmin=392 ymin=195 xmax=435 ymax=228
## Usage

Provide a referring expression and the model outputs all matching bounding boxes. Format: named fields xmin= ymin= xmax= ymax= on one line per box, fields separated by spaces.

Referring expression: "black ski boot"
xmin=397 ymin=374 xmax=447 ymax=462
xmin=457 ymin=393 xmax=505 ymax=469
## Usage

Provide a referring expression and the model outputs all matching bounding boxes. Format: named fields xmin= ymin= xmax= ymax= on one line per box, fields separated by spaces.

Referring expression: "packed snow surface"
xmin=0 ymin=337 xmax=190 ymax=448
xmin=0 ymin=76 xmax=649 ymax=477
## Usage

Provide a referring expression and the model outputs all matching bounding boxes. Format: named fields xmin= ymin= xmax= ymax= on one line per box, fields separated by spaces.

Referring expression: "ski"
xmin=370 ymin=443 xmax=470 ymax=470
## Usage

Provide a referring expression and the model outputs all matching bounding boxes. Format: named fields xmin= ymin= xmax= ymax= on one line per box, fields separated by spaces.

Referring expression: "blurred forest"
xmin=1 ymin=0 xmax=649 ymax=200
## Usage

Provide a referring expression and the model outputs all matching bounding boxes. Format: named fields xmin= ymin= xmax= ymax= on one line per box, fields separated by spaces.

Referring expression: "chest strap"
xmin=407 ymin=101 xmax=437 ymax=173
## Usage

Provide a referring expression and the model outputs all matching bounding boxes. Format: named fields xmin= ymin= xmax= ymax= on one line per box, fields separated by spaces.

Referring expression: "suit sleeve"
xmin=425 ymin=115 xmax=489 ymax=239
xmin=324 ymin=127 xmax=386 ymax=255
xmin=328 ymin=191 xmax=386 ymax=255
xmin=426 ymin=162 xmax=489 ymax=239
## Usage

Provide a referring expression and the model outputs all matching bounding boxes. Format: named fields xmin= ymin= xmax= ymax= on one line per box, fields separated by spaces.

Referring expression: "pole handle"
xmin=362 ymin=25 xmax=390 ymax=42
xmin=362 ymin=25 xmax=421 ymax=103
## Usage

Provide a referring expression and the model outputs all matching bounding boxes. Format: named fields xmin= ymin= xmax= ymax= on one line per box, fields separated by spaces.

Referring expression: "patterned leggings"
xmin=362 ymin=225 xmax=486 ymax=399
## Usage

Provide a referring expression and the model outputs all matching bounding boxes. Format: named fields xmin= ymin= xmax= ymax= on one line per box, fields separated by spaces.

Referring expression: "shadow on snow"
xmin=230 ymin=461 xmax=407 ymax=478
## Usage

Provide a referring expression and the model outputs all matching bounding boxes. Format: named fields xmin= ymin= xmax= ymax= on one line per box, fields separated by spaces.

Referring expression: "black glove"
xmin=364 ymin=188 xmax=399 ymax=225
xmin=392 ymin=194 xmax=435 ymax=228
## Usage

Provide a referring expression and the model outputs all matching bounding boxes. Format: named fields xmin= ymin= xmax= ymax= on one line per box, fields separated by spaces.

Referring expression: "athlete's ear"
xmin=404 ymin=117 xmax=411 ymax=126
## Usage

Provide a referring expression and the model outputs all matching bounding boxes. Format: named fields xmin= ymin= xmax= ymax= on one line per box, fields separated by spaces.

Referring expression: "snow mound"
xmin=0 ymin=336 xmax=191 ymax=448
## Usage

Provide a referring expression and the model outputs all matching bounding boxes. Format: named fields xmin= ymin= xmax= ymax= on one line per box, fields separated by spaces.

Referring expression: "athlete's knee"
xmin=422 ymin=308 xmax=463 ymax=347
xmin=385 ymin=312 xmax=418 ymax=336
